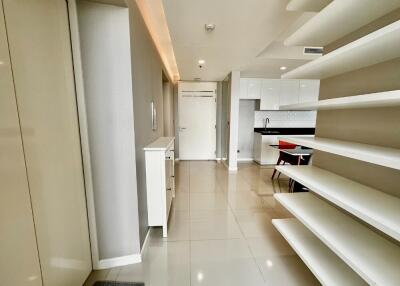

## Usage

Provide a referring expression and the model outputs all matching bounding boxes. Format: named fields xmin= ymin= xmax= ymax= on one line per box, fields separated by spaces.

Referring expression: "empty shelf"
xmin=276 ymin=165 xmax=400 ymax=241
xmin=286 ymin=0 xmax=332 ymax=12
xmin=285 ymin=0 xmax=400 ymax=46
xmin=275 ymin=193 xmax=400 ymax=286
xmin=280 ymin=136 xmax=400 ymax=170
xmin=279 ymin=90 xmax=400 ymax=110
xmin=273 ymin=218 xmax=367 ymax=286
xmin=282 ymin=19 xmax=400 ymax=79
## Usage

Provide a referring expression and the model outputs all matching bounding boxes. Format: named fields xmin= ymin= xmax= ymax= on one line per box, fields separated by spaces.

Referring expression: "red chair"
xmin=271 ymin=140 xmax=309 ymax=179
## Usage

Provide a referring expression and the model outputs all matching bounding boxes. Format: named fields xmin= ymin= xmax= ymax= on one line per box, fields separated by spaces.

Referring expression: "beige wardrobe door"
xmin=0 ymin=3 xmax=43 ymax=286
xmin=2 ymin=0 xmax=92 ymax=285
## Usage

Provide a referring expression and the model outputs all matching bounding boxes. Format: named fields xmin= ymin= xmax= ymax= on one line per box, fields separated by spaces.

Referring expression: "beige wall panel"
xmin=319 ymin=59 xmax=400 ymax=100
xmin=0 ymin=3 xmax=42 ymax=285
xmin=313 ymin=151 xmax=400 ymax=198
xmin=316 ymin=106 xmax=400 ymax=149
xmin=3 ymin=0 xmax=92 ymax=285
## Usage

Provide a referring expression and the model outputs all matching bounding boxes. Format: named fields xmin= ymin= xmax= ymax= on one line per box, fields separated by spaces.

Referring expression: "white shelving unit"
xmin=275 ymin=193 xmax=400 ymax=286
xmin=286 ymin=0 xmax=332 ymax=12
xmin=282 ymin=19 xmax=400 ymax=79
xmin=285 ymin=0 xmax=400 ymax=46
xmin=280 ymin=136 xmax=400 ymax=170
xmin=272 ymin=219 xmax=367 ymax=286
xmin=276 ymin=165 xmax=400 ymax=241
xmin=279 ymin=90 xmax=400 ymax=110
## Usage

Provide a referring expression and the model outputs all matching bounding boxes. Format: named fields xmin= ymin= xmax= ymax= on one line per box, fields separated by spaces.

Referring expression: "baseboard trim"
xmin=96 ymin=254 xmax=142 ymax=270
xmin=237 ymin=158 xmax=253 ymax=162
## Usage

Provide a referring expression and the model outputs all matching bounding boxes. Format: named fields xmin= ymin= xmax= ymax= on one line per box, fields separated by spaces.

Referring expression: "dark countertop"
xmin=254 ymin=127 xmax=315 ymax=135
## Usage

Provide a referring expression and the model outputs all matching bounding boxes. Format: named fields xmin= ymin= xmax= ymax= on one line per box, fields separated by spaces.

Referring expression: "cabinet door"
xmin=260 ymin=79 xmax=280 ymax=110
xmin=240 ymin=78 xmax=248 ymax=99
xmin=260 ymin=135 xmax=280 ymax=165
xmin=246 ymin=78 xmax=262 ymax=99
xmin=0 ymin=4 xmax=42 ymax=285
xmin=3 ymin=1 xmax=92 ymax=285
xmin=299 ymin=80 xmax=320 ymax=103
xmin=279 ymin=80 xmax=299 ymax=106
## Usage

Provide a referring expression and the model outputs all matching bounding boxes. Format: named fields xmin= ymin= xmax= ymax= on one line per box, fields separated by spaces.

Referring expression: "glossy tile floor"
xmin=85 ymin=161 xmax=320 ymax=286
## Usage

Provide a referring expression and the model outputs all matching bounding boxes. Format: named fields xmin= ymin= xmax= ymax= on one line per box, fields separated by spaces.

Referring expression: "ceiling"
xmin=162 ymin=0 xmax=320 ymax=81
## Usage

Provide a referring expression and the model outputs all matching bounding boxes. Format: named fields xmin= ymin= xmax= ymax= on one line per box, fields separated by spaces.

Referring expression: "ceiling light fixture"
xmin=280 ymin=66 xmax=287 ymax=70
xmin=205 ymin=23 xmax=216 ymax=32
xmin=198 ymin=59 xmax=205 ymax=69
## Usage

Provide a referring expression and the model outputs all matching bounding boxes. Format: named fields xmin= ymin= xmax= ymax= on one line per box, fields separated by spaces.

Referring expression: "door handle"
xmin=179 ymin=127 xmax=187 ymax=131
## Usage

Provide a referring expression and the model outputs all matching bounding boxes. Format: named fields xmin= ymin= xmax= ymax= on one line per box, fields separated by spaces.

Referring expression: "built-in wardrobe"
xmin=0 ymin=0 xmax=92 ymax=285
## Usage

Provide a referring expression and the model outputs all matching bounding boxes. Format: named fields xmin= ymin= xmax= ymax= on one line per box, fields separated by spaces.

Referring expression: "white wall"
xmin=254 ymin=111 xmax=317 ymax=128
xmin=228 ymin=71 xmax=241 ymax=171
xmin=238 ymin=100 xmax=256 ymax=160
xmin=128 ymin=0 xmax=170 ymax=247
xmin=163 ymin=81 xmax=174 ymax=137
xmin=78 ymin=1 xmax=140 ymax=265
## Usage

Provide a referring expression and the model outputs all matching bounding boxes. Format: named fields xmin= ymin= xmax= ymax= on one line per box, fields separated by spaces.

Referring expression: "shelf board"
xmin=282 ymin=19 xmax=400 ymax=79
xmin=280 ymin=136 xmax=400 ymax=170
xmin=272 ymin=218 xmax=367 ymax=286
xmin=286 ymin=0 xmax=332 ymax=12
xmin=279 ymin=90 xmax=400 ymax=110
xmin=285 ymin=0 xmax=400 ymax=47
xmin=275 ymin=193 xmax=400 ymax=286
xmin=276 ymin=165 xmax=400 ymax=241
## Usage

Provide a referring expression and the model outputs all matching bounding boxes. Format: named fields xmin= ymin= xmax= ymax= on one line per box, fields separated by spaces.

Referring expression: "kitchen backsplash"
xmin=254 ymin=111 xmax=317 ymax=128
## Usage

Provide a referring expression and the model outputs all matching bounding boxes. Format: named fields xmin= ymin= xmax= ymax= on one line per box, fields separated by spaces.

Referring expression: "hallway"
xmin=85 ymin=161 xmax=320 ymax=286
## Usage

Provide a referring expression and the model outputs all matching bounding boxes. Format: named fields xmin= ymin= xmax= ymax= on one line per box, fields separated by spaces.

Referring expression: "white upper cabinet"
xmin=240 ymin=78 xmax=261 ymax=99
xmin=241 ymin=78 xmax=320 ymax=110
xmin=279 ymin=79 xmax=300 ymax=106
xmin=299 ymin=80 xmax=320 ymax=102
xmin=240 ymin=78 xmax=248 ymax=98
xmin=260 ymin=79 xmax=280 ymax=110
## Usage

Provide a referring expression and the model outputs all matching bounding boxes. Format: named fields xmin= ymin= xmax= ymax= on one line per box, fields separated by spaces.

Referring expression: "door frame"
xmin=178 ymin=81 xmax=217 ymax=160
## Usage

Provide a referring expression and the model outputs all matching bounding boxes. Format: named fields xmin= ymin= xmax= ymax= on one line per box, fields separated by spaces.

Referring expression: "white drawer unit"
xmin=144 ymin=137 xmax=175 ymax=237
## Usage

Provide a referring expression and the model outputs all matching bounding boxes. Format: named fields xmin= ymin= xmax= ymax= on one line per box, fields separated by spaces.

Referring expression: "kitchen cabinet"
xmin=240 ymin=78 xmax=261 ymax=99
xmin=253 ymin=133 xmax=280 ymax=164
xmin=244 ymin=78 xmax=320 ymax=110
xmin=260 ymin=79 xmax=280 ymax=110
xmin=299 ymin=80 xmax=320 ymax=102
xmin=279 ymin=80 xmax=300 ymax=106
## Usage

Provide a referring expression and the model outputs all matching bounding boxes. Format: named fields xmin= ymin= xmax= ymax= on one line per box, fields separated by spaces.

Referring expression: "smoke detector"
xmin=205 ymin=23 xmax=216 ymax=32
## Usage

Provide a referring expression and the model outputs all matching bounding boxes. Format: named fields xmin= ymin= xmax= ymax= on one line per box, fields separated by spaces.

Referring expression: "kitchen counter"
xmin=254 ymin=127 xmax=315 ymax=135
xmin=253 ymin=128 xmax=315 ymax=165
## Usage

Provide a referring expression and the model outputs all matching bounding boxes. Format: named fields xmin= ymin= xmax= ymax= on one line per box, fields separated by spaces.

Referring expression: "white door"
xmin=179 ymin=82 xmax=217 ymax=160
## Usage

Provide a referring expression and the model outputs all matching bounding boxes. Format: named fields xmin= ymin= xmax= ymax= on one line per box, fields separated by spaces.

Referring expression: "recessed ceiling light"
xmin=198 ymin=59 xmax=205 ymax=65
xmin=205 ymin=23 xmax=216 ymax=32
xmin=280 ymin=66 xmax=287 ymax=70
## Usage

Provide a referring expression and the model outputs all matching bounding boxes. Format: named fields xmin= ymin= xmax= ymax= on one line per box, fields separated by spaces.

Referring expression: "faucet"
xmin=264 ymin=117 xmax=270 ymax=131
